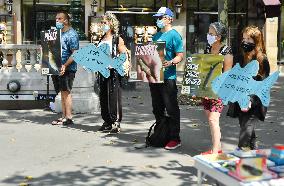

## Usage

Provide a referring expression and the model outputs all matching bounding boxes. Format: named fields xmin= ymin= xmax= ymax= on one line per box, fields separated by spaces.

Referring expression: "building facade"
xmin=0 ymin=0 xmax=283 ymax=68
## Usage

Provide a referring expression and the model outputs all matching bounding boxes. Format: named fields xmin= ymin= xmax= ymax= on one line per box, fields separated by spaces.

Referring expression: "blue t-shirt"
xmin=152 ymin=29 xmax=183 ymax=79
xmin=61 ymin=27 xmax=79 ymax=72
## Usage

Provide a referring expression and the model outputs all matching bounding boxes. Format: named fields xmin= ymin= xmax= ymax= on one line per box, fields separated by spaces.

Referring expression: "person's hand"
xmin=163 ymin=60 xmax=172 ymax=68
xmin=60 ymin=64 xmax=66 ymax=76
xmin=241 ymin=101 xmax=252 ymax=112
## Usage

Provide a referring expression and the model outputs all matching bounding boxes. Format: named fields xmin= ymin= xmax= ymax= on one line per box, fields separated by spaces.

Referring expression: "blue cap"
xmin=153 ymin=7 xmax=174 ymax=18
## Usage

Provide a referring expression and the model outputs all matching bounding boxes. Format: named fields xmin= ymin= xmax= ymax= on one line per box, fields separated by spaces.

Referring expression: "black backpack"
xmin=146 ymin=116 xmax=171 ymax=147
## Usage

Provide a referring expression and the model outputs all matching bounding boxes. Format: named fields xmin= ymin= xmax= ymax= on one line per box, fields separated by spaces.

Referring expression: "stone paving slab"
xmin=0 ymin=76 xmax=283 ymax=186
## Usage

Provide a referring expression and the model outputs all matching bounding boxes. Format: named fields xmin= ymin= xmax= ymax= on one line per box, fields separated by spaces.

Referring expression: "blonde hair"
xmin=104 ymin=12 xmax=120 ymax=36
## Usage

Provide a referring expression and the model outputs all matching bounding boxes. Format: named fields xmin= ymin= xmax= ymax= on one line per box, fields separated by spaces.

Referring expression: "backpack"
xmin=146 ymin=116 xmax=171 ymax=147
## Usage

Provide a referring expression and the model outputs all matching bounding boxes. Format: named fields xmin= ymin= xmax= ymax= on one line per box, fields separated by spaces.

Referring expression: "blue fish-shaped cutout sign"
xmin=72 ymin=43 xmax=127 ymax=78
xmin=211 ymin=60 xmax=279 ymax=110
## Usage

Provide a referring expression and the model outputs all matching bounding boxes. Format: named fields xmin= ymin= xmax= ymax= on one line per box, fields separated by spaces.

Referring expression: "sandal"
xmin=62 ymin=118 xmax=74 ymax=126
xmin=52 ymin=117 xmax=65 ymax=125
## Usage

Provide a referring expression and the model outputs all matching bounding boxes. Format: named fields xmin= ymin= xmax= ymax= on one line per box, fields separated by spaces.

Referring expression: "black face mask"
xmin=241 ymin=41 xmax=256 ymax=53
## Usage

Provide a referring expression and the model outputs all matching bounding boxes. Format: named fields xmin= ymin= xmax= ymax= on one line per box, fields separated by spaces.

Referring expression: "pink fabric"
xmin=262 ymin=0 xmax=281 ymax=5
xmin=202 ymin=98 xmax=224 ymax=113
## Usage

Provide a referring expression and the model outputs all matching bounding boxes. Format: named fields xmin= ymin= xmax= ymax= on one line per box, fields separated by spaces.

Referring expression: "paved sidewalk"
xmin=0 ymin=76 xmax=283 ymax=186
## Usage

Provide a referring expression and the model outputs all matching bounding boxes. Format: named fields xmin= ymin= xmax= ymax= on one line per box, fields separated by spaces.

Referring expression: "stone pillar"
xmin=13 ymin=0 xmax=21 ymax=44
xmin=264 ymin=17 xmax=279 ymax=73
xmin=54 ymin=41 xmax=100 ymax=113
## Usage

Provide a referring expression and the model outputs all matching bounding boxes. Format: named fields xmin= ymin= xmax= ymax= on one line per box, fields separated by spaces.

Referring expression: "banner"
xmin=130 ymin=42 xmax=166 ymax=83
xmin=181 ymin=54 xmax=224 ymax=99
xmin=41 ymin=28 xmax=62 ymax=75
xmin=212 ymin=60 xmax=280 ymax=109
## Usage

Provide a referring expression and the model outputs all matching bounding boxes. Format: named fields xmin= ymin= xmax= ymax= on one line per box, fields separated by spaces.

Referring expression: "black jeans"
xmin=149 ymin=79 xmax=180 ymax=141
xmin=99 ymin=69 xmax=122 ymax=125
xmin=238 ymin=112 xmax=258 ymax=150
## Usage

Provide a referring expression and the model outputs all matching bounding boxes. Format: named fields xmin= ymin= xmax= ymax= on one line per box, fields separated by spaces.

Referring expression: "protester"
xmin=97 ymin=12 xmax=127 ymax=133
xmin=51 ymin=11 xmax=79 ymax=125
xmin=150 ymin=7 xmax=184 ymax=150
xmin=201 ymin=22 xmax=233 ymax=155
xmin=227 ymin=25 xmax=270 ymax=150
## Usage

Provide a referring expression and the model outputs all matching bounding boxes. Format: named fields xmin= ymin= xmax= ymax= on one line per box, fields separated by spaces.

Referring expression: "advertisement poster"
xmin=41 ymin=28 xmax=62 ymax=75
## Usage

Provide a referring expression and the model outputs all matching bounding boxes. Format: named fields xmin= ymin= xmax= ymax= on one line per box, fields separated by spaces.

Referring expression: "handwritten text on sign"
xmin=181 ymin=54 xmax=223 ymax=99
xmin=211 ymin=60 xmax=280 ymax=109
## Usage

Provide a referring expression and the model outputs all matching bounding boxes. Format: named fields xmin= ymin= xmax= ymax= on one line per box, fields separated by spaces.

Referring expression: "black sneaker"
xmin=98 ymin=122 xmax=112 ymax=132
xmin=63 ymin=118 xmax=74 ymax=126
xmin=110 ymin=122 xmax=121 ymax=134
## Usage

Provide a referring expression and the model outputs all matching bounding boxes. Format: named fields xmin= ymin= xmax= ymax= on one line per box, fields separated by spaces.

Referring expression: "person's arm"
xmin=163 ymin=33 xmax=184 ymax=67
xmin=263 ymin=57 xmax=270 ymax=78
xmin=118 ymin=37 xmax=127 ymax=54
xmin=60 ymin=49 xmax=77 ymax=76
xmin=223 ymin=54 xmax=233 ymax=72
xmin=163 ymin=52 xmax=184 ymax=67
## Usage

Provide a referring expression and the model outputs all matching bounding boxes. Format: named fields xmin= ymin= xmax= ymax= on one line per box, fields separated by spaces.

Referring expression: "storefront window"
xmin=22 ymin=0 xmax=85 ymax=43
xmin=187 ymin=0 xmax=250 ymax=55
xmin=199 ymin=0 xmax=218 ymax=11
xmin=187 ymin=0 xmax=198 ymax=9
xmin=118 ymin=0 xmax=136 ymax=7
xmin=154 ymin=0 xmax=167 ymax=8
xmin=22 ymin=0 xmax=79 ymax=5
xmin=106 ymin=0 xmax=166 ymax=9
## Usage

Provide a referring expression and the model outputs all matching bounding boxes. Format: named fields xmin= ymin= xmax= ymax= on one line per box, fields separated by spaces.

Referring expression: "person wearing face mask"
xmin=51 ymin=11 xmax=79 ymax=125
xmin=201 ymin=22 xmax=233 ymax=155
xmin=96 ymin=13 xmax=127 ymax=133
xmin=150 ymin=7 xmax=184 ymax=150
xmin=227 ymin=26 xmax=270 ymax=150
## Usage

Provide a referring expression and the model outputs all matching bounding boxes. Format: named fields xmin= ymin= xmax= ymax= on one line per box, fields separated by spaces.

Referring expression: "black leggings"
xmin=238 ymin=112 xmax=258 ymax=150
xmin=99 ymin=69 xmax=122 ymax=125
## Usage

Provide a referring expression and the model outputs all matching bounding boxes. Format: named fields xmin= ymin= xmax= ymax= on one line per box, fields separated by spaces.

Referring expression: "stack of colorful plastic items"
xmin=269 ymin=145 xmax=284 ymax=165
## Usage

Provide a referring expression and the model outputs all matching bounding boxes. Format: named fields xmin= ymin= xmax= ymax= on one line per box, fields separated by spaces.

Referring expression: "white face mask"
xmin=207 ymin=34 xmax=217 ymax=46
xmin=102 ymin=24 xmax=110 ymax=33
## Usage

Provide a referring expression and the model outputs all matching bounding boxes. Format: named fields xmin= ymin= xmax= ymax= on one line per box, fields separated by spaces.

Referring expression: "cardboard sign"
xmin=130 ymin=42 xmax=166 ymax=83
xmin=72 ymin=43 xmax=126 ymax=78
xmin=41 ymin=28 xmax=62 ymax=75
xmin=181 ymin=54 xmax=224 ymax=99
xmin=211 ymin=60 xmax=280 ymax=109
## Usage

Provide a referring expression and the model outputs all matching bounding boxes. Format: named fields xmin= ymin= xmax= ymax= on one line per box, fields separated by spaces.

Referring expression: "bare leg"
xmin=61 ymin=90 xmax=72 ymax=119
xmin=205 ymin=110 xmax=222 ymax=153
xmin=60 ymin=92 xmax=66 ymax=118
